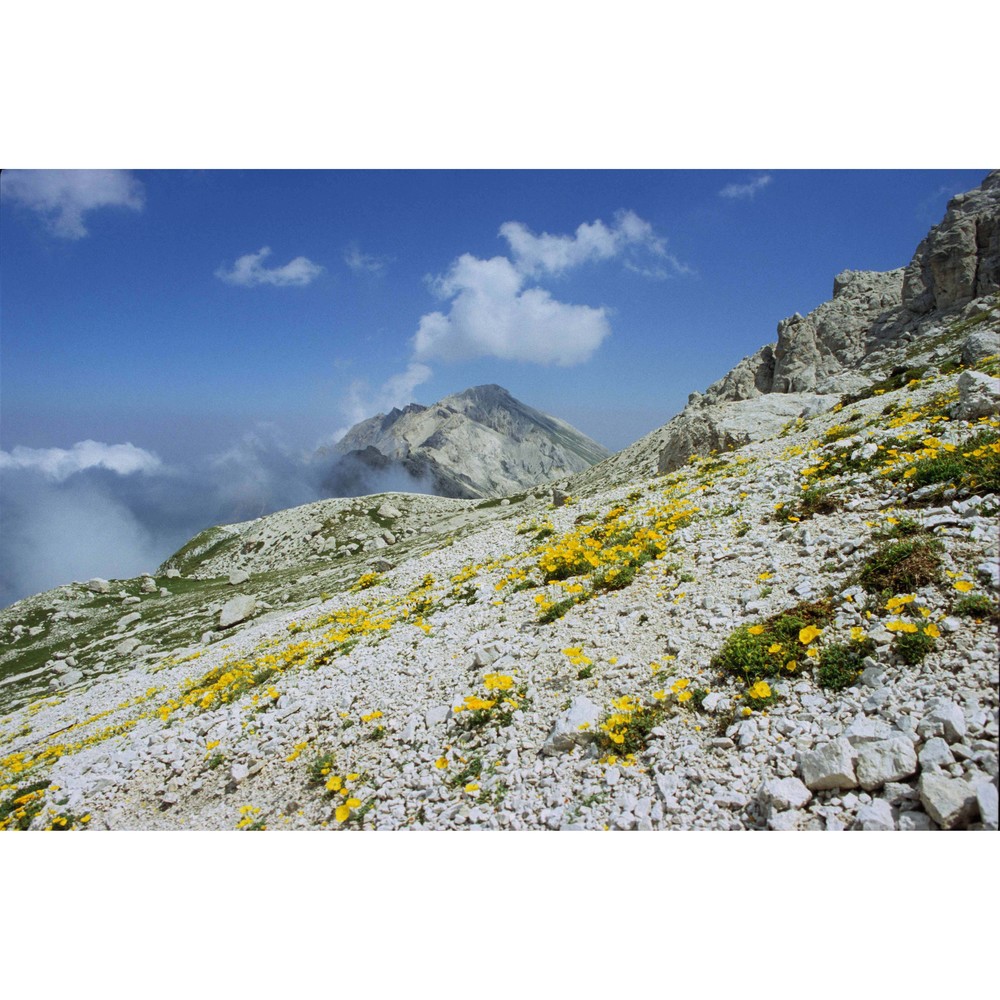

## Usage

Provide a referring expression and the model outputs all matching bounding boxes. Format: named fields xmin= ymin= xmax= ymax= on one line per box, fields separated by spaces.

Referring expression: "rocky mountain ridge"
xmin=0 ymin=172 xmax=997 ymax=832
xmin=325 ymin=384 xmax=610 ymax=500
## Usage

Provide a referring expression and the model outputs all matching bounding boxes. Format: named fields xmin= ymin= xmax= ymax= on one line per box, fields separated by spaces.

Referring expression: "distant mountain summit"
xmin=325 ymin=384 xmax=611 ymax=499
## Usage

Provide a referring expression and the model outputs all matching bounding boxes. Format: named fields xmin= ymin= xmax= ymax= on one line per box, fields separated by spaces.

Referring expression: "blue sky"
xmin=0 ymin=168 xmax=991 ymax=603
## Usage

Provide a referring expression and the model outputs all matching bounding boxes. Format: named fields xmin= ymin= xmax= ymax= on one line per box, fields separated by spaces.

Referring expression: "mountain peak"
xmin=327 ymin=384 xmax=609 ymax=499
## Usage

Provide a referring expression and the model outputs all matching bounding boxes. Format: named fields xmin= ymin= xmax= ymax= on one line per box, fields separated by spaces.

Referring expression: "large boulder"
xmin=219 ymin=595 xmax=257 ymax=629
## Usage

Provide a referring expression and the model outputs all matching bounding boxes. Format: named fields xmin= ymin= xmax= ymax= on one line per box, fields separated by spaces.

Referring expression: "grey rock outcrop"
xmin=653 ymin=171 xmax=1000 ymax=474
xmin=902 ymin=172 xmax=1000 ymax=314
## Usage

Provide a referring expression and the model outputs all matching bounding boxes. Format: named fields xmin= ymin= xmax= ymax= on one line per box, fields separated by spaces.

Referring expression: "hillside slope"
xmin=0 ymin=175 xmax=997 ymax=833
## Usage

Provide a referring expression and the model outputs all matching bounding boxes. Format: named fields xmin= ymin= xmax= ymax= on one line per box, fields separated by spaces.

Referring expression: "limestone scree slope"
xmin=0 ymin=172 xmax=998 ymax=831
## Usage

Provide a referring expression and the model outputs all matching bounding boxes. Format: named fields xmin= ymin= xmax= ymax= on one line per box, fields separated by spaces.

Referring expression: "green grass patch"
xmin=894 ymin=629 xmax=936 ymax=665
xmin=896 ymin=428 xmax=1000 ymax=495
xmin=856 ymin=533 xmax=943 ymax=595
xmin=953 ymin=594 xmax=999 ymax=621
xmin=773 ymin=484 xmax=840 ymax=522
xmin=816 ymin=638 xmax=875 ymax=690
xmin=711 ymin=599 xmax=834 ymax=685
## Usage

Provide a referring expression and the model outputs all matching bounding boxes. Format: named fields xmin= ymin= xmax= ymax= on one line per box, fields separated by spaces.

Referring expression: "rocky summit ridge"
xmin=324 ymin=383 xmax=611 ymax=500
xmin=0 ymin=172 xmax=998 ymax=832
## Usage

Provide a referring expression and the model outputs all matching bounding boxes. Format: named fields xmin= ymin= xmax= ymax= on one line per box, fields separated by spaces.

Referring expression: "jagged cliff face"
xmin=652 ymin=171 xmax=1000 ymax=474
xmin=327 ymin=384 xmax=611 ymax=499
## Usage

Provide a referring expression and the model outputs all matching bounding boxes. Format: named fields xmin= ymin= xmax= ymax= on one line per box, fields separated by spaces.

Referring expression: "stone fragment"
xmin=844 ymin=716 xmax=892 ymax=745
xmin=977 ymin=558 xmax=1000 ymax=590
xmin=141 ymin=577 xmax=157 ymax=593
xmin=855 ymin=738 xmax=918 ymax=791
xmin=767 ymin=809 xmax=804 ymax=831
xmin=799 ymin=738 xmax=858 ymax=791
xmin=701 ymin=692 xmax=730 ymax=713
xmin=165 ymin=568 xmax=181 ymax=578
xmin=87 ymin=578 xmax=111 ymax=593
xmin=918 ymin=737 xmax=956 ymax=770
xmin=974 ymin=781 xmax=999 ymax=830
xmin=949 ymin=369 xmax=1000 ymax=421
xmin=917 ymin=699 xmax=966 ymax=743
xmin=898 ymin=811 xmax=937 ymax=831
xmin=758 ymin=776 xmax=812 ymax=811
xmin=961 ymin=328 xmax=1000 ymax=366
xmin=229 ymin=569 xmax=249 ymax=586
xmin=115 ymin=612 xmax=141 ymax=631
xmin=230 ymin=762 xmax=249 ymax=785
xmin=918 ymin=773 xmax=977 ymax=829
xmin=855 ymin=798 xmax=895 ymax=831
xmin=376 ymin=502 xmax=401 ymax=520
xmin=219 ymin=595 xmax=256 ymax=628
xmin=542 ymin=697 xmax=602 ymax=755
xmin=424 ymin=706 xmax=451 ymax=728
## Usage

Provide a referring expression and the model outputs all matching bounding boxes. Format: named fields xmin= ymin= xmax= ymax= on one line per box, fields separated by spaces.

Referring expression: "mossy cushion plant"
xmin=711 ymin=599 xmax=833 ymax=685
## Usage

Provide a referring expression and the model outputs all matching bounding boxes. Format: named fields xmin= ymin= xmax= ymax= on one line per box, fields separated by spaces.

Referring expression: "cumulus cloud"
xmin=499 ymin=210 xmax=686 ymax=279
xmin=413 ymin=253 xmax=610 ymax=365
xmin=0 ymin=169 xmax=144 ymax=239
xmin=719 ymin=174 xmax=773 ymax=200
xmin=0 ymin=441 xmax=162 ymax=481
xmin=215 ymin=247 xmax=324 ymax=287
xmin=344 ymin=243 xmax=390 ymax=275
xmin=409 ymin=210 xmax=686 ymax=368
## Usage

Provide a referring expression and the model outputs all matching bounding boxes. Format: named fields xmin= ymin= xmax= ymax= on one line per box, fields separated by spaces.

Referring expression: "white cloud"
xmin=719 ymin=174 xmax=773 ymax=200
xmin=0 ymin=441 xmax=162 ymax=481
xmin=499 ymin=209 xmax=687 ymax=279
xmin=344 ymin=244 xmax=389 ymax=275
xmin=0 ymin=169 xmax=144 ymax=239
xmin=411 ymin=211 xmax=683 ymax=367
xmin=215 ymin=247 xmax=323 ymax=287
xmin=414 ymin=252 xmax=609 ymax=365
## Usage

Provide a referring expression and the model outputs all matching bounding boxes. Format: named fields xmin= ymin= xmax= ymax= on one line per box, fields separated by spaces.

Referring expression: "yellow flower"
xmin=652 ymin=690 xmax=666 ymax=701
xmin=850 ymin=626 xmax=867 ymax=642
xmin=741 ymin=707 xmax=753 ymax=717
xmin=677 ymin=690 xmax=693 ymax=703
xmin=886 ymin=620 xmax=918 ymax=633
xmin=483 ymin=673 xmax=515 ymax=691
xmin=345 ymin=797 xmax=361 ymax=809
xmin=670 ymin=678 xmax=690 ymax=693
xmin=748 ymin=625 xmax=765 ymax=636
xmin=464 ymin=783 xmax=480 ymax=795
xmin=798 ymin=625 xmax=822 ymax=645
xmin=434 ymin=757 xmax=449 ymax=769
xmin=783 ymin=660 xmax=798 ymax=672
xmin=924 ymin=623 xmax=941 ymax=638
xmin=757 ymin=572 xmax=773 ymax=582
xmin=335 ymin=804 xmax=351 ymax=823
xmin=767 ymin=643 xmax=783 ymax=654
xmin=325 ymin=775 xmax=343 ymax=792
xmin=748 ymin=680 xmax=771 ymax=700
xmin=806 ymin=646 xmax=819 ymax=659
xmin=953 ymin=580 xmax=974 ymax=593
